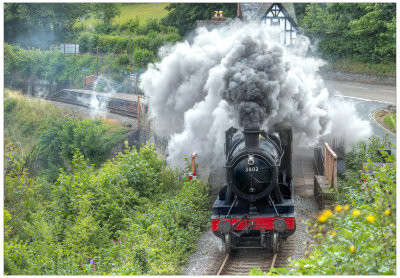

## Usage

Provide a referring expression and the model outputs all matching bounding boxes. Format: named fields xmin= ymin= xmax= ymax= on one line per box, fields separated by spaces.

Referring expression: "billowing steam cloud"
xmin=140 ymin=21 xmax=371 ymax=168
xmin=221 ymin=38 xmax=285 ymax=129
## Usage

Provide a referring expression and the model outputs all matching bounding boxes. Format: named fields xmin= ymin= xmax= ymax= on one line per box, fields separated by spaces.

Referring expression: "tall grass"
xmin=384 ymin=114 xmax=396 ymax=130
xmin=112 ymin=3 xmax=169 ymax=26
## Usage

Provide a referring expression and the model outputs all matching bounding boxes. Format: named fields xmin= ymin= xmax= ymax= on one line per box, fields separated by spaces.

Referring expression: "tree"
xmin=161 ymin=3 xmax=237 ymax=36
xmin=348 ymin=3 xmax=396 ymax=63
xmin=300 ymin=3 xmax=395 ymax=63
xmin=4 ymin=3 xmax=90 ymax=48
xmin=92 ymin=3 xmax=121 ymax=24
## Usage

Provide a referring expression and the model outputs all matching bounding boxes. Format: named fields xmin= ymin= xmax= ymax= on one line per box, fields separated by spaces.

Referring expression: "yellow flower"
xmin=322 ymin=209 xmax=333 ymax=218
xmin=334 ymin=205 xmax=342 ymax=212
xmin=349 ymin=246 xmax=355 ymax=253
xmin=384 ymin=209 xmax=391 ymax=215
xmin=330 ymin=231 xmax=337 ymax=237
xmin=318 ymin=215 xmax=328 ymax=223
xmin=343 ymin=205 xmax=350 ymax=211
xmin=366 ymin=215 xmax=375 ymax=223
xmin=352 ymin=209 xmax=361 ymax=216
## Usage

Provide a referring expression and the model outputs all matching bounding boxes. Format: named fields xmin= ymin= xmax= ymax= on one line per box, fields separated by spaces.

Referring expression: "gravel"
xmin=181 ymin=230 xmax=221 ymax=275
xmin=290 ymin=194 xmax=319 ymax=262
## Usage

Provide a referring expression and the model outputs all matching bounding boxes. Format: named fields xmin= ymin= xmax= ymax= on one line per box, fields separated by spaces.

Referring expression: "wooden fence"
xmin=324 ymin=142 xmax=338 ymax=188
xmin=83 ymin=73 xmax=97 ymax=88
xmin=137 ymin=96 xmax=146 ymax=128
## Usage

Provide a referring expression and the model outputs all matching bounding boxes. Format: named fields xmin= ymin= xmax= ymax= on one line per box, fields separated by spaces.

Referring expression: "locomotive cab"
xmin=211 ymin=127 xmax=295 ymax=253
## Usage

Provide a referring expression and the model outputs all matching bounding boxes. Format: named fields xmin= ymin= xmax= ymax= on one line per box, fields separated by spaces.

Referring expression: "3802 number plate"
xmin=245 ymin=167 xmax=258 ymax=172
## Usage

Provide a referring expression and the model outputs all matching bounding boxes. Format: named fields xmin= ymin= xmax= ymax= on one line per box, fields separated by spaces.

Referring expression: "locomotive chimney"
xmin=243 ymin=128 xmax=261 ymax=148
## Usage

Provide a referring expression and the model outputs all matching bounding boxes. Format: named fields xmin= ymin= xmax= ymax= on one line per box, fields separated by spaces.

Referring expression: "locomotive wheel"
xmin=272 ymin=232 xmax=280 ymax=254
xmin=224 ymin=233 xmax=232 ymax=254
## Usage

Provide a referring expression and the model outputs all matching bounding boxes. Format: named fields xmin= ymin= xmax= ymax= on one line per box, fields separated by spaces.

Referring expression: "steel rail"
xmin=271 ymin=253 xmax=278 ymax=269
xmin=217 ymin=254 xmax=230 ymax=275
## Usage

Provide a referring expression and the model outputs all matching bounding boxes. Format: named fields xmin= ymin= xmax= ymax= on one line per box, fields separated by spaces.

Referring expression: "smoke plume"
xmin=140 ymin=21 xmax=371 ymax=168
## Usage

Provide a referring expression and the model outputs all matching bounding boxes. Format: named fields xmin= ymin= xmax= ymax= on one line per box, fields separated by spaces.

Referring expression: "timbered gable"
xmin=240 ymin=3 xmax=298 ymax=46
xmin=262 ymin=3 xmax=297 ymax=46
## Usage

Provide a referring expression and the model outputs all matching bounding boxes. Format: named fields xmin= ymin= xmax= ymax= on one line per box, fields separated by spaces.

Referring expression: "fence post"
xmin=324 ymin=142 xmax=337 ymax=188
xmin=137 ymin=96 xmax=141 ymax=129
xmin=191 ymin=152 xmax=197 ymax=173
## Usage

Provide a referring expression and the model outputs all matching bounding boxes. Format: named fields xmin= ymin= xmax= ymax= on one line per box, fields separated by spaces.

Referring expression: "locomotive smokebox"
xmin=243 ymin=128 xmax=261 ymax=149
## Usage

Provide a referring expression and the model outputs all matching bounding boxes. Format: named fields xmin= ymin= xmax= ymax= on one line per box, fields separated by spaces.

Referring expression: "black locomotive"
xmin=211 ymin=126 xmax=295 ymax=253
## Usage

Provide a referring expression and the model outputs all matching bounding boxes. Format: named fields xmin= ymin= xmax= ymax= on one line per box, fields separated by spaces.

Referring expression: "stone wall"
xmin=320 ymin=70 xmax=396 ymax=86
xmin=314 ymin=175 xmax=336 ymax=210
xmin=6 ymin=77 xmax=70 ymax=97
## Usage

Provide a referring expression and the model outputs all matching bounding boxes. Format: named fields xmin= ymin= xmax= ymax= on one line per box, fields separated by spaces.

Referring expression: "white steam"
xmin=140 ymin=21 xmax=371 ymax=168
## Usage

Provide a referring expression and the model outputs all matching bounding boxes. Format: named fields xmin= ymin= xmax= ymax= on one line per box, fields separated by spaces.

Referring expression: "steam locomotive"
xmin=211 ymin=127 xmax=295 ymax=253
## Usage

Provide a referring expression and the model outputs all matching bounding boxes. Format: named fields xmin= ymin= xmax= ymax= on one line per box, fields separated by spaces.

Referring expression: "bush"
xmin=5 ymin=142 xmax=210 ymax=275
xmin=4 ymin=91 xmax=128 ymax=181
xmin=95 ymin=22 xmax=117 ymax=34
xmin=36 ymin=117 xmax=127 ymax=180
xmin=118 ymin=17 xmax=140 ymax=33
xmin=264 ymin=136 xmax=396 ymax=275
xmin=5 ymin=22 xmax=182 ymax=86
xmin=133 ymin=48 xmax=153 ymax=68
xmin=383 ymin=114 xmax=396 ymax=130
xmin=301 ymin=3 xmax=395 ymax=64
xmin=4 ymin=44 xmax=98 ymax=86
xmin=136 ymin=18 xmax=161 ymax=35
xmin=76 ymin=32 xmax=99 ymax=53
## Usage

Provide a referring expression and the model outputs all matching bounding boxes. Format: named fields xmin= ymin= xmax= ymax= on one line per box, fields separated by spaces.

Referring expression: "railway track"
xmin=208 ymin=237 xmax=294 ymax=275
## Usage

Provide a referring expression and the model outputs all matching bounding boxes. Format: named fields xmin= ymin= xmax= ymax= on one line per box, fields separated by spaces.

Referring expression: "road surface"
xmin=325 ymin=79 xmax=396 ymax=145
xmin=324 ymin=80 xmax=396 ymax=105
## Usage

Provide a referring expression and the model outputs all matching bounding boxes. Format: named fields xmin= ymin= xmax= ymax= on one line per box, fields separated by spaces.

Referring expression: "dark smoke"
xmin=221 ymin=37 xmax=284 ymax=129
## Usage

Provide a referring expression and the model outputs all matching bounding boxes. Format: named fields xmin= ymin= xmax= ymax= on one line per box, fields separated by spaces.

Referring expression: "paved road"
xmin=324 ymin=80 xmax=396 ymax=105
xmin=325 ymin=79 xmax=396 ymax=145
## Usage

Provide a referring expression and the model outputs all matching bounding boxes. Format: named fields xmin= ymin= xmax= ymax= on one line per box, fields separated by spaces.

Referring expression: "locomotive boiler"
xmin=211 ymin=127 xmax=295 ymax=253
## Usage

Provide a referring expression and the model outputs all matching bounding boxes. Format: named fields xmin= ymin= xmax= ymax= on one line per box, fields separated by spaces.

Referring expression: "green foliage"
xmin=4 ymin=139 xmax=38 ymax=238
xmin=36 ymin=117 xmax=127 ymax=180
xmin=4 ymin=90 xmax=128 ymax=182
xmin=5 ymin=17 xmax=181 ymax=85
xmin=92 ymin=3 xmax=121 ymax=24
xmin=266 ymin=136 xmax=396 ymax=275
xmin=301 ymin=3 xmax=395 ymax=64
xmin=4 ymin=3 xmax=90 ymax=48
xmin=324 ymin=58 xmax=396 ymax=77
xmin=76 ymin=32 xmax=99 ymax=52
xmin=5 ymin=9 xmax=181 ymax=87
xmin=95 ymin=19 xmax=181 ymax=56
xmin=133 ymin=48 xmax=154 ymax=69
xmin=112 ymin=3 xmax=169 ymax=26
xmin=4 ymin=44 xmax=97 ymax=86
xmin=5 ymin=143 xmax=210 ymax=275
xmin=340 ymin=135 xmax=393 ymax=204
xmin=118 ymin=17 xmax=140 ymax=33
xmin=95 ymin=22 xmax=117 ymax=34
xmin=383 ymin=114 xmax=396 ymax=130
xmin=161 ymin=3 xmax=237 ymax=35
xmin=249 ymin=267 xmax=264 ymax=275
